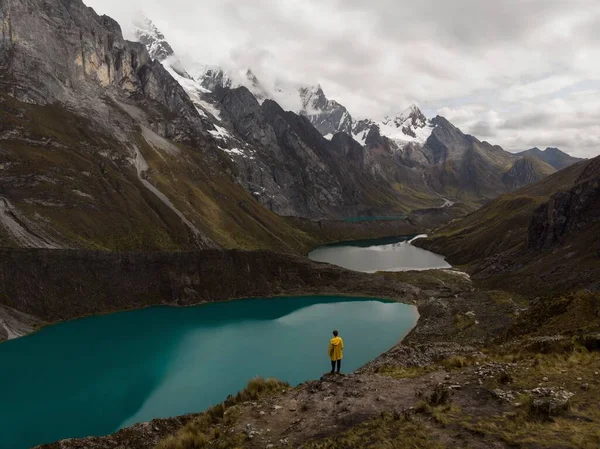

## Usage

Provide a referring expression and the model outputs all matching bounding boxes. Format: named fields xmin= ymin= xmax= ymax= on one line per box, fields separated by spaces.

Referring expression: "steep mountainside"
xmin=502 ymin=156 xmax=556 ymax=190
xmin=417 ymin=157 xmax=600 ymax=294
xmin=0 ymin=0 xmax=568 ymax=253
xmin=516 ymin=147 xmax=584 ymax=170
xmin=0 ymin=0 xmax=351 ymax=251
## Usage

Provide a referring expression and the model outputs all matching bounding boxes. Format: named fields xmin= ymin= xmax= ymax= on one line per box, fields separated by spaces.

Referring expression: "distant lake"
xmin=309 ymin=235 xmax=451 ymax=272
xmin=0 ymin=296 xmax=418 ymax=449
xmin=343 ymin=216 xmax=406 ymax=222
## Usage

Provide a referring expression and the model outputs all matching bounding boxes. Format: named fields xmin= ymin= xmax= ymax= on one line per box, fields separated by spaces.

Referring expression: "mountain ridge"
xmin=515 ymin=146 xmax=584 ymax=170
xmin=126 ymin=15 xmax=566 ymax=216
xmin=0 ymin=1 xmax=571 ymax=254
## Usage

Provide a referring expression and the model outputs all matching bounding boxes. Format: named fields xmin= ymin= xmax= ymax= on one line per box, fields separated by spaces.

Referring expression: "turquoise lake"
xmin=0 ymin=296 xmax=418 ymax=448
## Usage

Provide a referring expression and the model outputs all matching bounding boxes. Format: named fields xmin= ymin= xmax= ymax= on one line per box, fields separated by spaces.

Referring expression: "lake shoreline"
xmin=35 ymin=267 xmax=503 ymax=449
xmin=0 ymin=246 xmax=484 ymax=449
xmin=1 ymin=234 xmax=454 ymax=343
xmin=2 ymin=296 xmax=420 ymax=448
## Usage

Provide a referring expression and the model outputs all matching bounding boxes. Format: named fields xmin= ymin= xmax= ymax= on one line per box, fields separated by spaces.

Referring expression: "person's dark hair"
xmin=333 ymin=330 xmax=339 ymax=336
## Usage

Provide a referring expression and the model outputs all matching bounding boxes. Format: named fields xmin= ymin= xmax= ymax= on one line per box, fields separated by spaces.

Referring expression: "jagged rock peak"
xmin=245 ymin=69 xmax=270 ymax=102
xmin=381 ymin=104 xmax=428 ymax=136
xmin=299 ymin=84 xmax=326 ymax=110
xmin=298 ymin=84 xmax=353 ymax=137
xmin=132 ymin=16 xmax=174 ymax=62
xmin=352 ymin=104 xmax=433 ymax=147
xmin=191 ymin=65 xmax=233 ymax=92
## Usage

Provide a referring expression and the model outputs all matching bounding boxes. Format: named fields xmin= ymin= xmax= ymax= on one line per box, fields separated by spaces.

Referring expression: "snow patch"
xmin=72 ymin=190 xmax=93 ymax=199
xmin=161 ymin=60 xmax=222 ymax=121
xmin=223 ymin=148 xmax=244 ymax=156
xmin=352 ymin=129 xmax=368 ymax=146
xmin=209 ymin=124 xmax=231 ymax=141
xmin=218 ymin=146 xmax=256 ymax=160
xmin=441 ymin=198 xmax=455 ymax=208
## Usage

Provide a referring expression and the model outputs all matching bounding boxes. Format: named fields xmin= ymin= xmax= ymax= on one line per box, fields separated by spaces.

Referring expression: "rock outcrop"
xmin=528 ymin=167 xmax=600 ymax=249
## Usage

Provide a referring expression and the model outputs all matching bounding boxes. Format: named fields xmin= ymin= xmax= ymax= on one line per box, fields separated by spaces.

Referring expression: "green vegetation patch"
xmin=156 ymin=377 xmax=288 ymax=449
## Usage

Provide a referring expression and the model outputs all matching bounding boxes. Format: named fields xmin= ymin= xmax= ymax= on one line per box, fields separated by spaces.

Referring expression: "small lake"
xmin=309 ymin=235 xmax=451 ymax=273
xmin=343 ymin=215 xmax=406 ymax=222
xmin=0 ymin=296 xmax=418 ymax=449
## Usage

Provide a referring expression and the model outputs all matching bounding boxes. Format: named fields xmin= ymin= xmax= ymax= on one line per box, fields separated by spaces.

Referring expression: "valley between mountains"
xmin=0 ymin=1 xmax=599 ymax=448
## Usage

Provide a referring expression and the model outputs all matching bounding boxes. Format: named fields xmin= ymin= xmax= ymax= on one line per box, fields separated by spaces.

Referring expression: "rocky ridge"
xmin=128 ymin=18 xmax=566 ymax=215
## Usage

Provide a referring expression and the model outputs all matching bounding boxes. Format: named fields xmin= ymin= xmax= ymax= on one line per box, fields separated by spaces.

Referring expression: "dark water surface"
xmin=309 ymin=235 xmax=451 ymax=273
xmin=343 ymin=216 xmax=406 ymax=222
xmin=0 ymin=296 xmax=418 ymax=448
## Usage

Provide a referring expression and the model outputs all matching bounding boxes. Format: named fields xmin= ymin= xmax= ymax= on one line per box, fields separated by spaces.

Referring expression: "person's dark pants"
xmin=331 ymin=359 xmax=341 ymax=373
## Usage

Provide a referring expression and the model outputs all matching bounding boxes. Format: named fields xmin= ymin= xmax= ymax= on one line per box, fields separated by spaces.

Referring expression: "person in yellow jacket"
xmin=328 ymin=330 xmax=344 ymax=374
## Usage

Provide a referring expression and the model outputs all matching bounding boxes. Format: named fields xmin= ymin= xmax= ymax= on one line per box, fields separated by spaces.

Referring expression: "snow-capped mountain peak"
xmin=189 ymin=65 xmax=233 ymax=92
xmin=298 ymin=84 xmax=353 ymax=136
xmin=133 ymin=15 xmax=194 ymax=81
xmin=381 ymin=104 xmax=428 ymax=136
xmin=352 ymin=104 xmax=433 ymax=147
xmin=299 ymin=84 xmax=326 ymax=111
xmin=132 ymin=16 xmax=174 ymax=62
xmin=132 ymin=15 xmax=430 ymax=151
xmin=378 ymin=104 xmax=432 ymax=143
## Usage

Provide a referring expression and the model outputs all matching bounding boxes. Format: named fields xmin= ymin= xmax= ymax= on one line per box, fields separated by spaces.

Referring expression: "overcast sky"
xmin=85 ymin=0 xmax=600 ymax=157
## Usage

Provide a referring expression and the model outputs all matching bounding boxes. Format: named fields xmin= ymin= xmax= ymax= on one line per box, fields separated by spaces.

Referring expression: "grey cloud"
xmin=469 ymin=121 xmax=498 ymax=138
xmin=501 ymin=112 xmax=555 ymax=130
xmin=341 ymin=0 xmax=574 ymax=47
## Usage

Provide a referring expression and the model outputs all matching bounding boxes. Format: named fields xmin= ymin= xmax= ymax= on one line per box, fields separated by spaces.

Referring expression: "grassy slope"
xmin=528 ymin=155 xmax=558 ymax=177
xmin=417 ymin=158 xmax=599 ymax=295
xmin=419 ymin=161 xmax=589 ymax=264
xmin=0 ymin=96 xmax=421 ymax=253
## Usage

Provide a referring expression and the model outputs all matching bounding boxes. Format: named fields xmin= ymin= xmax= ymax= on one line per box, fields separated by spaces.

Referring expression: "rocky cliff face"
xmin=214 ymin=87 xmax=406 ymax=217
xmin=0 ymin=0 xmax=334 ymax=251
xmin=0 ymin=248 xmax=420 ymax=337
xmin=528 ymin=162 xmax=600 ymax=249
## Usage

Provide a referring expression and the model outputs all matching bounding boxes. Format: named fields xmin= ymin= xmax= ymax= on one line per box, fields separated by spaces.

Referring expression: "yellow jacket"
xmin=328 ymin=336 xmax=344 ymax=361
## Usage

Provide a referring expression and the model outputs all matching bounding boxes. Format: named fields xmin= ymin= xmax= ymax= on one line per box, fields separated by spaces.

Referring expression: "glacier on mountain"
xmin=132 ymin=14 xmax=434 ymax=154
